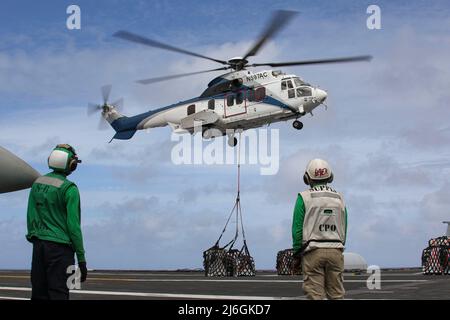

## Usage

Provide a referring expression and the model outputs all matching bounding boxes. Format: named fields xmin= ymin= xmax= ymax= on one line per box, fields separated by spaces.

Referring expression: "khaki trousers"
xmin=302 ymin=248 xmax=345 ymax=300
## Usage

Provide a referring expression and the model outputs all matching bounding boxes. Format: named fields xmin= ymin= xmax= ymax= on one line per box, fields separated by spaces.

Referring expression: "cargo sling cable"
xmin=203 ymin=132 xmax=255 ymax=277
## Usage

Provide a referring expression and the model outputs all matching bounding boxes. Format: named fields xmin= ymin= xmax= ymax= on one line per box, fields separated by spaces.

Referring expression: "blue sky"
xmin=1 ymin=0 xmax=450 ymax=269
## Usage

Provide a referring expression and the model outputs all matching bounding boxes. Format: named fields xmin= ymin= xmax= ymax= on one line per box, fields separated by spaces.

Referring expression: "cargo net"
xmin=203 ymin=244 xmax=255 ymax=277
xmin=202 ymin=195 xmax=256 ymax=277
xmin=422 ymin=236 xmax=450 ymax=275
xmin=276 ymin=249 xmax=302 ymax=275
xmin=203 ymin=132 xmax=255 ymax=277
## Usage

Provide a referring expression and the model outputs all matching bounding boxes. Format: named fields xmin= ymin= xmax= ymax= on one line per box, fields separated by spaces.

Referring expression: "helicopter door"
xmin=224 ymin=91 xmax=247 ymax=118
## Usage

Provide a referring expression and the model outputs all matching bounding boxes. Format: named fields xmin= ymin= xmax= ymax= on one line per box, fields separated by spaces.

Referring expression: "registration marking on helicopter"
xmin=245 ymin=71 xmax=269 ymax=82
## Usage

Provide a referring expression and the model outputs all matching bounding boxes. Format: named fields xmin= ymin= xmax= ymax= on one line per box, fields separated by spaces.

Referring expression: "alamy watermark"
xmin=170 ymin=126 xmax=280 ymax=175
xmin=66 ymin=265 xmax=82 ymax=290
xmin=366 ymin=265 xmax=381 ymax=290
xmin=367 ymin=5 xmax=381 ymax=30
xmin=66 ymin=5 xmax=81 ymax=30
xmin=66 ymin=5 xmax=380 ymax=31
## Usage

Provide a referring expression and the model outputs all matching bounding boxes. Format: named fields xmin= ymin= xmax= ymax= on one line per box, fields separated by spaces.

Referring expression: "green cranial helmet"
xmin=48 ymin=144 xmax=82 ymax=174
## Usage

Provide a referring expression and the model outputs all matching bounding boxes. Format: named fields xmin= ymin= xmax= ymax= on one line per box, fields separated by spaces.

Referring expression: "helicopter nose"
xmin=316 ymin=88 xmax=327 ymax=102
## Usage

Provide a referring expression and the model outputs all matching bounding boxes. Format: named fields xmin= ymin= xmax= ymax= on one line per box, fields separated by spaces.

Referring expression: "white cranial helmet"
xmin=48 ymin=150 xmax=70 ymax=171
xmin=303 ymin=158 xmax=333 ymax=185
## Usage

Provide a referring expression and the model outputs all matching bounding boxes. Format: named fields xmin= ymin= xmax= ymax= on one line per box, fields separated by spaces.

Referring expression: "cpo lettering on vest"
xmin=319 ymin=224 xmax=337 ymax=232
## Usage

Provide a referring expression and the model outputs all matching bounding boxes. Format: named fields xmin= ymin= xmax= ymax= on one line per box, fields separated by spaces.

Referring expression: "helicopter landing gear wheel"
xmin=202 ymin=128 xmax=213 ymax=139
xmin=203 ymin=128 xmax=222 ymax=140
xmin=228 ymin=136 xmax=238 ymax=147
xmin=293 ymin=120 xmax=303 ymax=130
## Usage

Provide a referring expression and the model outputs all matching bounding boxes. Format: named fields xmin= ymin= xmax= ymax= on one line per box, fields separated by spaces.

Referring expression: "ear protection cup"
xmin=68 ymin=158 xmax=78 ymax=172
xmin=303 ymin=172 xmax=310 ymax=185
xmin=328 ymin=172 xmax=334 ymax=183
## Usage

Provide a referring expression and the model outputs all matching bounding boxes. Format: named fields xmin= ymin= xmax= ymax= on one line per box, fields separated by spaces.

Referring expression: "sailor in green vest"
xmin=292 ymin=159 xmax=348 ymax=300
xmin=26 ymin=144 xmax=87 ymax=300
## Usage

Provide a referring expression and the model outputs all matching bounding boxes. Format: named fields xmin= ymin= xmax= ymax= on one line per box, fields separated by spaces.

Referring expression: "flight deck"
xmin=0 ymin=269 xmax=448 ymax=300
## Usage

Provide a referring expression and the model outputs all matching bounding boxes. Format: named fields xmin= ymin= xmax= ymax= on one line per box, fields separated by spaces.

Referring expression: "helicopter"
xmin=89 ymin=10 xmax=372 ymax=147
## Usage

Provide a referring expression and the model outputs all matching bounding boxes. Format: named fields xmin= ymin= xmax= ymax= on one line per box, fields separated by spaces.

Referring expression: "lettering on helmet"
xmin=314 ymin=168 xmax=328 ymax=178
xmin=319 ymin=224 xmax=337 ymax=232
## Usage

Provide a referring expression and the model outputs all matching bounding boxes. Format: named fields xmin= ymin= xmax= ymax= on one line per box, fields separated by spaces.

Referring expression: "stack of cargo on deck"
xmin=276 ymin=248 xmax=302 ymax=275
xmin=203 ymin=243 xmax=255 ymax=277
xmin=422 ymin=236 xmax=449 ymax=275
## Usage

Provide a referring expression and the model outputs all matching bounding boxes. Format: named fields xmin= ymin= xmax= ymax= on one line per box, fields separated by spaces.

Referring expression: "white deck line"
xmin=0 ymin=286 xmax=293 ymax=300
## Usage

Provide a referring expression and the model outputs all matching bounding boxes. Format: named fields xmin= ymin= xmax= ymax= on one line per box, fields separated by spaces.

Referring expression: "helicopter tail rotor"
xmin=87 ymin=85 xmax=125 ymax=130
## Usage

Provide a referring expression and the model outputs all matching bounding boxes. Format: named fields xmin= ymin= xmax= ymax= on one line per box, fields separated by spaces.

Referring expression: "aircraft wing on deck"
xmin=0 ymin=146 xmax=40 ymax=193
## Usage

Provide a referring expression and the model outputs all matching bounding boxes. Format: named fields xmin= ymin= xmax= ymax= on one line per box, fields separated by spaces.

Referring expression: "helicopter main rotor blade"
xmin=114 ymin=30 xmax=229 ymax=66
xmin=250 ymin=55 xmax=373 ymax=68
xmin=137 ymin=67 xmax=230 ymax=85
xmin=101 ymin=84 xmax=112 ymax=104
xmin=242 ymin=10 xmax=298 ymax=61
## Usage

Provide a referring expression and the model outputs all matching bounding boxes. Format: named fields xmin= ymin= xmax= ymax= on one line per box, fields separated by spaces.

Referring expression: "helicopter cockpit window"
xmin=236 ymin=91 xmax=244 ymax=105
xmin=293 ymin=78 xmax=305 ymax=87
xmin=255 ymin=87 xmax=266 ymax=102
xmin=296 ymin=87 xmax=312 ymax=97
xmin=281 ymin=81 xmax=287 ymax=90
xmin=208 ymin=99 xmax=215 ymax=110
xmin=187 ymin=104 xmax=196 ymax=115
xmin=288 ymin=89 xmax=295 ymax=99
xmin=287 ymin=80 xmax=294 ymax=89
xmin=227 ymin=95 xmax=234 ymax=107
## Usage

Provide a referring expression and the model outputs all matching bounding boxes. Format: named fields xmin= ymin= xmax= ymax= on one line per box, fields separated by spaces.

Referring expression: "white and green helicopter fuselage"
xmin=102 ymin=69 xmax=327 ymax=146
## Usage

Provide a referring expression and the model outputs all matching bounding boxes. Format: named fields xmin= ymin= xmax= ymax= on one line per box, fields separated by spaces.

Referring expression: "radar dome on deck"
xmin=344 ymin=252 xmax=368 ymax=271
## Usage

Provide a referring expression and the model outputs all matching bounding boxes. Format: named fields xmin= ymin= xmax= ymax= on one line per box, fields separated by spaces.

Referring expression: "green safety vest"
xmin=26 ymin=172 xmax=86 ymax=262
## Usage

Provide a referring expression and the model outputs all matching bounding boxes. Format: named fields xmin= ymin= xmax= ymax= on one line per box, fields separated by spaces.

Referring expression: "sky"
xmin=1 ymin=0 xmax=450 ymax=270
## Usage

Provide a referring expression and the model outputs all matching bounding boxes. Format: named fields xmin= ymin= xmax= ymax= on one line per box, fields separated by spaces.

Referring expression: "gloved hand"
xmin=78 ymin=261 xmax=88 ymax=283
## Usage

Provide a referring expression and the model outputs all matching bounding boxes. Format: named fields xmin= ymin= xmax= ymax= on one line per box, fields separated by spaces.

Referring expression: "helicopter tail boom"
xmin=106 ymin=107 xmax=164 ymax=141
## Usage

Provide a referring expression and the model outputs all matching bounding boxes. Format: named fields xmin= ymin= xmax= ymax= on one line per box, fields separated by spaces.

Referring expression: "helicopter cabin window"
xmin=288 ymin=89 xmax=295 ymax=99
xmin=254 ymin=87 xmax=266 ymax=102
xmin=281 ymin=81 xmax=287 ymax=90
xmin=296 ymin=87 xmax=312 ymax=97
xmin=208 ymin=99 xmax=215 ymax=110
xmin=236 ymin=91 xmax=244 ymax=105
xmin=187 ymin=104 xmax=196 ymax=115
xmin=226 ymin=94 xmax=234 ymax=107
